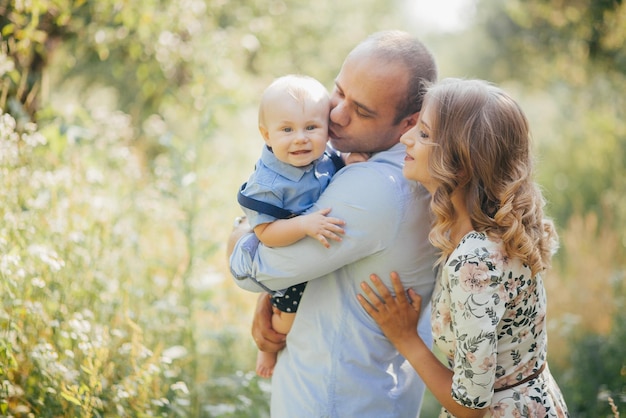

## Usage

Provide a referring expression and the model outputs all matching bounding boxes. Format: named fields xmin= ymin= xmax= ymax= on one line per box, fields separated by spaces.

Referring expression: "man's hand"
xmin=227 ymin=216 xmax=251 ymax=259
xmin=252 ymin=293 xmax=286 ymax=353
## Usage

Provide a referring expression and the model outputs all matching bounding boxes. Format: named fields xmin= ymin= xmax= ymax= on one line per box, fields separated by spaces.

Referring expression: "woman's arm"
xmin=358 ymin=273 xmax=487 ymax=418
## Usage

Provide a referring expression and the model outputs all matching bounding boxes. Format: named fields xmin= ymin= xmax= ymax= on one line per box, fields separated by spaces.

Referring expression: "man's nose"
xmin=330 ymin=100 xmax=349 ymax=127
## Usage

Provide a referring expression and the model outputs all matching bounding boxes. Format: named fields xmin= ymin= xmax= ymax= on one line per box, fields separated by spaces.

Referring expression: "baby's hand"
xmin=300 ymin=208 xmax=345 ymax=248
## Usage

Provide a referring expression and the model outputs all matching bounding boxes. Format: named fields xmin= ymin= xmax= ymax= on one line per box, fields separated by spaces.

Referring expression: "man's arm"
xmin=230 ymin=163 xmax=400 ymax=291
xmin=227 ymin=216 xmax=250 ymax=258
xmin=227 ymin=217 xmax=287 ymax=353
xmin=227 ymin=217 xmax=269 ymax=293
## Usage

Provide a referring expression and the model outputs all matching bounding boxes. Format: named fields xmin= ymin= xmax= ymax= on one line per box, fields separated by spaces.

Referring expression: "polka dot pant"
xmin=271 ymin=282 xmax=307 ymax=313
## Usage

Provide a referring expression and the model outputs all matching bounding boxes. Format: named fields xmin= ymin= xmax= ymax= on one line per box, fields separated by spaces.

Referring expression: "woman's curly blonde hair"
xmin=424 ymin=79 xmax=558 ymax=276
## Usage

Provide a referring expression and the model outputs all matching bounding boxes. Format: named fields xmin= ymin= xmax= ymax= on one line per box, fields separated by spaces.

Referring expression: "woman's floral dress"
xmin=431 ymin=232 xmax=569 ymax=417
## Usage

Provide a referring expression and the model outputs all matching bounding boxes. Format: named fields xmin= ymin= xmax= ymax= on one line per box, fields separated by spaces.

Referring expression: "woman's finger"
xmin=369 ymin=274 xmax=394 ymax=303
xmin=359 ymin=281 xmax=385 ymax=311
xmin=407 ymin=288 xmax=422 ymax=312
xmin=357 ymin=293 xmax=377 ymax=316
xmin=389 ymin=272 xmax=409 ymax=307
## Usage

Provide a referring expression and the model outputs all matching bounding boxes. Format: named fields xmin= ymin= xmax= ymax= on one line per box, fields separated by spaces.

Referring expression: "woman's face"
xmin=400 ymin=103 xmax=437 ymax=193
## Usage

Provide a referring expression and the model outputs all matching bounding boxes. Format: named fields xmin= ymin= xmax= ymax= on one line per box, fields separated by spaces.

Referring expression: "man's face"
xmin=328 ymin=51 xmax=414 ymax=154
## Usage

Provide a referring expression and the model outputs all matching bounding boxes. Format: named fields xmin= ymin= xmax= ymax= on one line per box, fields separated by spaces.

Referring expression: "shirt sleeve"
xmin=229 ymin=232 xmax=274 ymax=293
xmin=230 ymin=162 xmax=400 ymax=291
xmin=239 ymin=178 xmax=282 ymax=229
xmin=447 ymin=238 xmax=507 ymax=409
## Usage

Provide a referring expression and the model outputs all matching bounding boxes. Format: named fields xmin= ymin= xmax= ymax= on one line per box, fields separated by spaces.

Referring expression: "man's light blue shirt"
xmin=231 ymin=143 xmax=438 ymax=418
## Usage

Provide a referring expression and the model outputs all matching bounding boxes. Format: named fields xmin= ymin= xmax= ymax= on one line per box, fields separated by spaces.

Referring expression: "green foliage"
xmin=553 ymin=276 xmax=626 ymax=417
xmin=475 ymin=0 xmax=626 ymax=85
xmin=1 ymin=0 xmax=407 ymax=150
xmin=533 ymin=75 xmax=626 ymax=245
xmin=0 ymin=0 xmax=85 ymax=121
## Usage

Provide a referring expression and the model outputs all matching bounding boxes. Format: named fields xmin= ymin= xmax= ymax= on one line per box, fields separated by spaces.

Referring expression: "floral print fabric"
xmin=431 ymin=232 xmax=569 ymax=417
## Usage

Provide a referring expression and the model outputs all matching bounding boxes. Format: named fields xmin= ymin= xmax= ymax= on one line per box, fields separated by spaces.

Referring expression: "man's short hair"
xmin=353 ymin=30 xmax=438 ymax=124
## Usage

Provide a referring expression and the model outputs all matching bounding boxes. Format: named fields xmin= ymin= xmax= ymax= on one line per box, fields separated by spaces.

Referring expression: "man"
xmin=229 ymin=30 xmax=439 ymax=417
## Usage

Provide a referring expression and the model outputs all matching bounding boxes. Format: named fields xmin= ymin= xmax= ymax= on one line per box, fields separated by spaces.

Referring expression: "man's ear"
xmin=401 ymin=111 xmax=420 ymax=134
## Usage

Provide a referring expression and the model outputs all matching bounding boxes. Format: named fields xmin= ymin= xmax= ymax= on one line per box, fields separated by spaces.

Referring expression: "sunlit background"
xmin=408 ymin=0 xmax=475 ymax=32
xmin=1 ymin=0 xmax=624 ymax=416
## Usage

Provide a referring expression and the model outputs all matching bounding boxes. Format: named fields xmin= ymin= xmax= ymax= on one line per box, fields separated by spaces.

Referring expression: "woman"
xmin=357 ymin=79 xmax=569 ymax=417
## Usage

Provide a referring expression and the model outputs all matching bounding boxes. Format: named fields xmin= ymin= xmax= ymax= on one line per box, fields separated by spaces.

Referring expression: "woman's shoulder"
xmin=457 ymin=231 xmax=503 ymax=251
xmin=449 ymin=231 xmax=507 ymax=272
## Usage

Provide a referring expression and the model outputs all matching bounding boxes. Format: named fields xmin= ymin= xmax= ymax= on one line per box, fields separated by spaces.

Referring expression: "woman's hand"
xmin=359 ymin=273 xmax=488 ymax=418
xmin=357 ymin=272 xmax=424 ymax=349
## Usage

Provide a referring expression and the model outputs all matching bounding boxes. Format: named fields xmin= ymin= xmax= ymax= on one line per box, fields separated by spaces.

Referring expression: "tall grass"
xmin=0 ymin=104 xmax=269 ymax=416
xmin=546 ymin=213 xmax=623 ymax=358
xmin=544 ymin=214 xmax=625 ymax=416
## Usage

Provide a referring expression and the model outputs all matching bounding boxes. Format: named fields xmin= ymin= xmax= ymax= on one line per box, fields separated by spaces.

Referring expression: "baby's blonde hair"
xmin=258 ymin=75 xmax=329 ymax=128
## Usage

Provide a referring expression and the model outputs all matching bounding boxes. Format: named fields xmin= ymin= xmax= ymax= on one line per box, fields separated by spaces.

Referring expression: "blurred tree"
xmin=0 ymin=0 xmax=79 ymax=122
xmin=475 ymin=0 xmax=625 ymax=85
xmin=1 ymin=0 xmax=406 ymax=145
xmin=1 ymin=0 xmax=229 ymax=138
xmin=467 ymin=0 xmax=626 ymax=254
